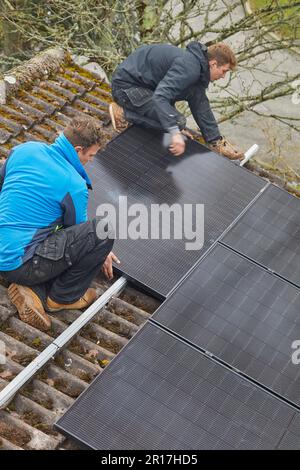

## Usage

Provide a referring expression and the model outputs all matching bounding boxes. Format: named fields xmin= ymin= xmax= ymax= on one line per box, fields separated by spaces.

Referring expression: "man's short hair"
xmin=207 ymin=43 xmax=237 ymax=70
xmin=64 ymin=115 xmax=103 ymax=149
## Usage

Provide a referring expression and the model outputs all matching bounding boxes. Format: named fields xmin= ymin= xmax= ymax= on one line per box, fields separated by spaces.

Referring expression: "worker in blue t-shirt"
xmin=0 ymin=116 xmax=119 ymax=331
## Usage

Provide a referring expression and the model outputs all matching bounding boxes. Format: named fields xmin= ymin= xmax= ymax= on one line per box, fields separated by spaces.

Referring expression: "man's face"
xmin=209 ymin=60 xmax=231 ymax=81
xmin=75 ymin=144 xmax=101 ymax=166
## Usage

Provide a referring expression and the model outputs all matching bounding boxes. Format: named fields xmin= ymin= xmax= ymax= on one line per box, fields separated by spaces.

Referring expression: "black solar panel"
xmin=56 ymin=323 xmax=300 ymax=449
xmin=87 ymin=126 xmax=266 ymax=296
xmin=153 ymin=244 xmax=300 ymax=406
xmin=222 ymin=184 xmax=300 ymax=287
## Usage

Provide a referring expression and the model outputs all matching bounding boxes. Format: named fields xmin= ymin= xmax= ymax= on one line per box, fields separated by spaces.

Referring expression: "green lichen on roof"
xmin=0 ymin=48 xmax=115 ymax=158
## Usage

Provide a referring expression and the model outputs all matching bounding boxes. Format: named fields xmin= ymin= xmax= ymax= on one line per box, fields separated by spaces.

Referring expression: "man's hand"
xmin=169 ymin=133 xmax=185 ymax=156
xmin=102 ymin=251 xmax=120 ymax=280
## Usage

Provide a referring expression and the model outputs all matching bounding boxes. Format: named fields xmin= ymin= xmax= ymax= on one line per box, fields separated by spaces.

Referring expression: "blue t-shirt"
xmin=0 ymin=133 xmax=91 ymax=271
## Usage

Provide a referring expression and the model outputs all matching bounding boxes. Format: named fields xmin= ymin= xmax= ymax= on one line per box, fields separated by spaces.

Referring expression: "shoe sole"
xmin=209 ymin=145 xmax=244 ymax=161
xmin=8 ymin=284 xmax=51 ymax=331
xmin=109 ymin=103 xmax=118 ymax=132
xmin=227 ymin=153 xmax=244 ymax=160
xmin=46 ymin=304 xmax=86 ymax=313
xmin=46 ymin=296 xmax=97 ymax=313
xmin=46 ymin=304 xmax=80 ymax=313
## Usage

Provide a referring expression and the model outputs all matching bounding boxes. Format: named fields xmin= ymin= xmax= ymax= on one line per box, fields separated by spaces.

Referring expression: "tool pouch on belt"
xmin=35 ymin=231 xmax=67 ymax=261
xmin=123 ymin=87 xmax=153 ymax=107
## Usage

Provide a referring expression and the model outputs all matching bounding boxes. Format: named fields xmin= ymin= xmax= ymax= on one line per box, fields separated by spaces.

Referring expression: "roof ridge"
xmin=0 ymin=48 xmax=70 ymax=105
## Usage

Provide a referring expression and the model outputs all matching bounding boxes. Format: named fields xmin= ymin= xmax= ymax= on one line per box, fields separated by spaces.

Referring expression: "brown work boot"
xmin=46 ymin=288 xmax=97 ymax=313
xmin=109 ymin=102 xmax=129 ymax=133
xmin=8 ymin=283 xmax=51 ymax=332
xmin=208 ymin=137 xmax=244 ymax=160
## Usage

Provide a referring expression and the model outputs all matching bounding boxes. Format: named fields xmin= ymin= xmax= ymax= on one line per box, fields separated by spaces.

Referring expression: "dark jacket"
xmin=112 ymin=42 xmax=218 ymax=134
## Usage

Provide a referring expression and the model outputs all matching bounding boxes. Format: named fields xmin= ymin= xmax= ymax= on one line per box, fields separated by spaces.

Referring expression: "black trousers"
xmin=112 ymin=83 xmax=221 ymax=143
xmin=112 ymin=85 xmax=187 ymax=131
xmin=0 ymin=218 xmax=114 ymax=305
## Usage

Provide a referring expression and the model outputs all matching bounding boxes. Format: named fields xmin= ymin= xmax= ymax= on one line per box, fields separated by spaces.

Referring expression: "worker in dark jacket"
xmin=109 ymin=42 xmax=243 ymax=159
xmin=0 ymin=116 xmax=119 ymax=331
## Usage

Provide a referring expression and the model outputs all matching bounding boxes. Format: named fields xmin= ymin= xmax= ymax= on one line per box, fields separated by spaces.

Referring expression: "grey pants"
xmin=0 ymin=218 xmax=114 ymax=305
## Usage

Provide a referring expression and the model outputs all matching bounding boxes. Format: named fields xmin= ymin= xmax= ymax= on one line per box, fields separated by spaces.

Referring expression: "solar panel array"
xmin=153 ymin=244 xmax=300 ymax=407
xmin=87 ymin=126 xmax=266 ymax=296
xmin=56 ymin=324 xmax=300 ymax=450
xmin=58 ymin=127 xmax=300 ymax=449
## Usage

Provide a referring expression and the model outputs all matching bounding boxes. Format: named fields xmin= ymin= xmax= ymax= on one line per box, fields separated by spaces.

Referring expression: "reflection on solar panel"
xmin=88 ymin=126 xmax=266 ymax=296
xmin=56 ymin=323 xmax=300 ymax=449
xmin=153 ymin=244 xmax=300 ymax=406
xmin=222 ymin=185 xmax=300 ymax=287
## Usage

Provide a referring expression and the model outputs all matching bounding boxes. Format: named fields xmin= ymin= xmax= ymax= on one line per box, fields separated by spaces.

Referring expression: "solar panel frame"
xmin=222 ymin=184 xmax=300 ymax=287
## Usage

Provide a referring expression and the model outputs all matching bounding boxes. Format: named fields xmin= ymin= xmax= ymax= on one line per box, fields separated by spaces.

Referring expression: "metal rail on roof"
xmin=0 ymin=276 xmax=127 ymax=409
